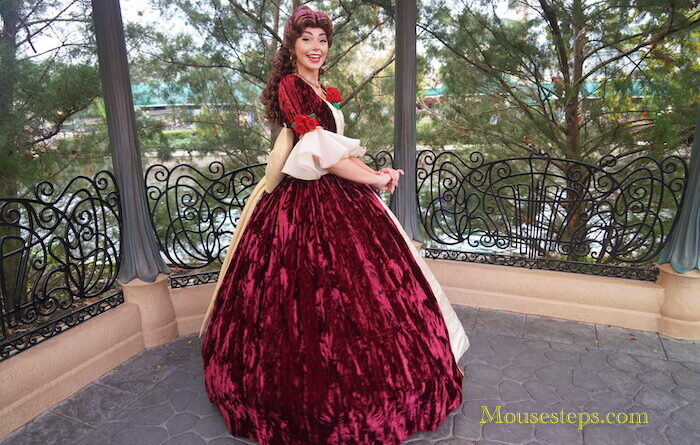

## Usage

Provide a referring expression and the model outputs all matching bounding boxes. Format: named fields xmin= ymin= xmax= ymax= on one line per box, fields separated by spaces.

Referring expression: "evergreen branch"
xmin=340 ymin=52 xmax=394 ymax=106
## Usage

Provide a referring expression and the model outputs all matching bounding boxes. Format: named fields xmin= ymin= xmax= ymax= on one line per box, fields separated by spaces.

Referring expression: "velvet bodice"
xmin=278 ymin=73 xmax=337 ymax=140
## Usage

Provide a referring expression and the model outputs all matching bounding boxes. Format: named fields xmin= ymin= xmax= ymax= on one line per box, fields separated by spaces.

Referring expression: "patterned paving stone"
xmin=672 ymin=367 xmax=700 ymax=389
xmin=50 ymin=382 xmax=135 ymax=428
xmin=165 ymin=412 xmax=200 ymax=436
xmin=634 ymin=386 xmax=687 ymax=411
xmin=596 ymin=325 xmax=665 ymax=358
xmin=634 ymin=422 xmax=670 ymax=445
xmin=658 ymin=335 xmax=700 ymax=363
xmin=583 ymin=422 xmax=638 ymax=445
xmin=503 ymin=362 xmax=534 ymax=382
xmin=524 ymin=314 xmax=598 ymax=347
xmin=665 ymin=426 xmax=700 ymax=445
xmin=1 ymin=411 xmax=95 ymax=445
xmin=523 ymin=379 xmax=562 ymax=405
xmin=465 ymin=362 xmax=505 ymax=386
xmin=498 ymin=380 xmax=532 ymax=403
xmin=543 ymin=349 xmax=580 ymax=368
xmin=474 ymin=309 xmax=525 ymax=337
xmin=164 ymin=339 xmax=204 ymax=366
xmin=79 ymin=422 xmax=170 ymax=445
xmin=572 ymin=368 xmax=608 ymax=392
xmin=669 ymin=400 xmax=700 ymax=430
xmin=452 ymin=305 xmax=479 ymax=332
xmin=482 ymin=419 xmax=535 ymax=443
xmin=597 ymin=366 xmax=644 ymax=395
xmin=577 ymin=348 xmax=611 ymax=372
xmin=533 ymin=363 xmax=573 ymax=387
xmin=95 ymin=346 xmax=181 ymax=396
xmin=463 ymin=383 xmax=501 ymax=401
xmin=163 ymin=432 xmax=208 ymax=445
xmin=606 ymin=352 xmax=649 ymax=374
xmin=637 ymin=368 xmax=677 ymax=390
xmin=583 ymin=390 xmax=634 ymax=413
xmin=433 ymin=438 xmax=472 ymax=445
xmin=534 ymin=422 xmax=583 ymax=445
xmin=3 ymin=305 xmax=700 ymax=445
xmin=452 ymin=411 xmax=482 ymax=441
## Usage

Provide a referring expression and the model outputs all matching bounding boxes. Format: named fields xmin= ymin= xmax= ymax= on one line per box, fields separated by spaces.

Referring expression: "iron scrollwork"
xmin=145 ymin=161 xmax=266 ymax=270
xmin=148 ymin=152 xmax=393 ymax=274
xmin=417 ymin=149 xmax=687 ymax=279
xmin=0 ymin=171 xmax=122 ymax=360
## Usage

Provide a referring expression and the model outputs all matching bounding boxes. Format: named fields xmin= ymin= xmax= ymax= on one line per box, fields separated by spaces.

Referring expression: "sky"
xmin=26 ymin=0 xmax=522 ymax=64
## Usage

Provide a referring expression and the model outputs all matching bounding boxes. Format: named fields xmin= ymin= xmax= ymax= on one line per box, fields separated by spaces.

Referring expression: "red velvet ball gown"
xmin=200 ymin=73 xmax=470 ymax=445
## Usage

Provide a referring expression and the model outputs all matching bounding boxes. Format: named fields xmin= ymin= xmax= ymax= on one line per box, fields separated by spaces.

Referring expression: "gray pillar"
xmin=657 ymin=117 xmax=700 ymax=273
xmin=91 ymin=0 xmax=170 ymax=283
xmin=392 ymin=0 xmax=422 ymax=241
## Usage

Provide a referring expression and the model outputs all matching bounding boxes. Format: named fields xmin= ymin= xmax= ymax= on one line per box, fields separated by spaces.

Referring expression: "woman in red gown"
xmin=200 ymin=5 xmax=469 ymax=444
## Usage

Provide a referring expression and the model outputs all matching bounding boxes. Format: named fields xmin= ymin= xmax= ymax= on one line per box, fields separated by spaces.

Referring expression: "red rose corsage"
xmin=291 ymin=113 xmax=319 ymax=136
xmin=325 ymin=87 xmax=343 ymax=109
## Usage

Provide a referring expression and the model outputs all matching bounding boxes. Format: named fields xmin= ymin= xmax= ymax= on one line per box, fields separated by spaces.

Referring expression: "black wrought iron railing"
xmin=144 ymin=161 xmax=267 ymax=272
xmin=417 ymin=150 xmax=688 ymax=280
xmin=0 ymin=172 xmax=123 ymax=360
xmin=144 ymin=151 xmax=394 ymax=289
xmin=0 ymin=149 xmax=689 ymax=360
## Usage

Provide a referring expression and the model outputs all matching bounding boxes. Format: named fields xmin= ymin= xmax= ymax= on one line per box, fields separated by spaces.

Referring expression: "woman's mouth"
xmin=307 ymin=55 xmax=321 ymax=63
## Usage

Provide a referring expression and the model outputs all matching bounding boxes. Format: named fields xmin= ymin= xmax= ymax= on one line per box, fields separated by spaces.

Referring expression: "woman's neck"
xmin=295 ymin=67 xmax=320 ymax=85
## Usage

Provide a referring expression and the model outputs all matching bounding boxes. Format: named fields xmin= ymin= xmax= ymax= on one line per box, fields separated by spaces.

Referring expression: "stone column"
xmin=92 ymin=0 xmax=176 ymax=346
xmin=656 ymin=116 xmax=699 ymax=340
xmin=91 ymin=0 xmax=171 ymax=284
xmin=118 ymin=274 xmax=178 ymax=346
xmin=658 ymin=265 xmax=700 ymax=339
xmin=393 ymin=0 xmax=422 ymax=242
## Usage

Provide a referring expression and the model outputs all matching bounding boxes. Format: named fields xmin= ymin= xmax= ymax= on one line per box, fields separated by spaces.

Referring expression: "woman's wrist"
xmin=371 ymin=172 xmax=391 ymax=188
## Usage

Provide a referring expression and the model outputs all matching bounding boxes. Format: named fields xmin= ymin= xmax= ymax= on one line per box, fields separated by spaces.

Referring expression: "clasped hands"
xmin=371 ymin=168 xmax=404 ymax=194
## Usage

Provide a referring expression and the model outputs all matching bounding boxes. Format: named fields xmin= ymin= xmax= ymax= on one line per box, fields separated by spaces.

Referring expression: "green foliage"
xmin=0 ymin=0 xmax=102 ymax=197
xmin=1 ymin=59 xmax=102 ymax=194
xmin=419 ymin=0 xmax=699 ymax=160
xmin=126 ymin=0 xmax=397 ymax=165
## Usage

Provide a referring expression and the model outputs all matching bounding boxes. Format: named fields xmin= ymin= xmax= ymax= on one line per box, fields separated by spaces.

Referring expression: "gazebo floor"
xmin=2 ymin=305 xmax=700 ymax=445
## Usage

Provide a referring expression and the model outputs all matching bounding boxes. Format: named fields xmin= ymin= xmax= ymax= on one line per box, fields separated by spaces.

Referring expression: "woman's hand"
xmin=370 ymin=172 xmax=392 ymax=193
xmin=378 ymin=168 xmax=404 ymax=193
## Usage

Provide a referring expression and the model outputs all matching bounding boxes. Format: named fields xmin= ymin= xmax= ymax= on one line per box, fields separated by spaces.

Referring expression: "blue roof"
xmin=132 ymin=80 xmax=649 ymax=107
xmin=423 ymin=80 xmax=649 ymax=103
xmin=423 ymin=86 xmax=446 ymax=97
xmin=131 ymin=82 xmax=250 ymax=107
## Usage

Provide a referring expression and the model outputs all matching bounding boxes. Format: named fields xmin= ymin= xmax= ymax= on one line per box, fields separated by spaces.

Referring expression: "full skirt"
xmin=201 ymin=174 xmax=464 ymax=445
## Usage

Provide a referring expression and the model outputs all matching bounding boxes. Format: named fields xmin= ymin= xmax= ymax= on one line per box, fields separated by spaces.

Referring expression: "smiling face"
xmin=293 ymin=27 xmax=328 ymax=77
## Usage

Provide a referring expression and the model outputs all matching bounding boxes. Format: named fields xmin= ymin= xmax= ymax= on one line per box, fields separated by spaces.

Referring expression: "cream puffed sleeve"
xmin=280 ymin=128 xmax=367 ymax=180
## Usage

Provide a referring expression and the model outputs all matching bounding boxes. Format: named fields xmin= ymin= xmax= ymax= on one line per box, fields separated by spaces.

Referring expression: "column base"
xmin=118 ymin=273 xmax=178 ymax=347
xmin=657 ymin=263 xmax=700 ymax=340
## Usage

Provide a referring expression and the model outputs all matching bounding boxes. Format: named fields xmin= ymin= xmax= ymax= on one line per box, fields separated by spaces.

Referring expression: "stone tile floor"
xmin=2 ymin=305 xmax=700 ymax=445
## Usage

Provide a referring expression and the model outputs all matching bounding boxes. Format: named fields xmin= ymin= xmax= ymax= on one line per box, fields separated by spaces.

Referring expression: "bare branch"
xmin=228 ymin=0 xmax=282 ymax=44
xmin=580 ymin=16 xmax=700 ymax=84
xmin=340 ymin=52 xmax=395 ymax=105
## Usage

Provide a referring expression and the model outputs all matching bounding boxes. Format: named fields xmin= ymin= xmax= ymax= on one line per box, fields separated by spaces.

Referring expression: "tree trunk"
xmin=0 ymin=0 xmax=19 ymax=164
xmin=0 ymin=0 xmax=24 ymax=329
xmin=562 ymin=0 xmax=588 ymax=261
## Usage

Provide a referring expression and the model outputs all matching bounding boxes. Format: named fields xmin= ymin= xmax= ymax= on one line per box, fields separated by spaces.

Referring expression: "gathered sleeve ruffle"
xmin=281 ymin=128 xmax=367 ymax=180
xmin=277 ymin=74 xmax=365 ymax=180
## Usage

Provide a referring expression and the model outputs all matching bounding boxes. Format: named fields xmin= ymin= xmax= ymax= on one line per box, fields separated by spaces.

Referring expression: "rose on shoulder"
xmin=325 ymin=87 xmax=343 ymax=105
xmin=292 ymin=114 xmax=319 ymax=136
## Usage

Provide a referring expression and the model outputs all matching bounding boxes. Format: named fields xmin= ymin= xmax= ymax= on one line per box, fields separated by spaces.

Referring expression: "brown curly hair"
xmin=260 ymin=5 xmax=334 ymax=128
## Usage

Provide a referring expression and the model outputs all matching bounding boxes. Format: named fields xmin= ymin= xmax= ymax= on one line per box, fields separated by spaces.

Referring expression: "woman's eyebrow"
xmin=302 ymin=31 xmax=327 ymax=36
